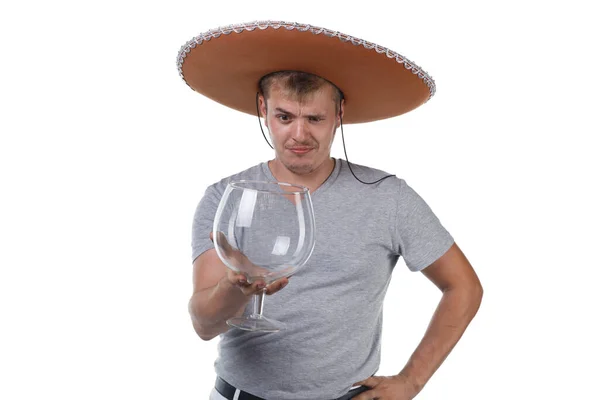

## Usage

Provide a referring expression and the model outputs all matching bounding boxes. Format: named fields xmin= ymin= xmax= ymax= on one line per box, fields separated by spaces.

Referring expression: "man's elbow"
xmin=449 ymin=279 xmax=483 ymax=316
xmin=198 ymin=331 xmax=218 ymax=341
xmin=188 ymin=298 xmax=221 ymax=341
xmin=467 ymin=280 xmax=484 ymax=315
xmin=461 ymin=268 xmax=484 ymax=307
xmin=192 ymin=318 xmax=220 ymax=341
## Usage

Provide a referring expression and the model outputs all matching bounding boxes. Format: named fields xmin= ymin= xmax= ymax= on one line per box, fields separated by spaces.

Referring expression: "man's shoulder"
xmin=205 ymin=161 xmax=266 ymax=193
xmin=337 ymin=158 xmax=405 ymax=190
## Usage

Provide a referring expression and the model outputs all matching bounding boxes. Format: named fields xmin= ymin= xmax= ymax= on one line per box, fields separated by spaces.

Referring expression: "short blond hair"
xmin=259 ymin=71 xmax=344 ymax=114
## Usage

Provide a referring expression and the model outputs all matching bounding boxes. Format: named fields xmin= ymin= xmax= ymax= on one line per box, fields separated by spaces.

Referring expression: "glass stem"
xmin=252 ymin=289 xmax=267 ymax=319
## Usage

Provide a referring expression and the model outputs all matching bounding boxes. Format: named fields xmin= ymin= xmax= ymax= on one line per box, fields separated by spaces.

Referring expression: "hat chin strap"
xmin=256 ymin=92 xmax=275 ymax=150
xmin=254 ymin=92 xmax=395 ymax=185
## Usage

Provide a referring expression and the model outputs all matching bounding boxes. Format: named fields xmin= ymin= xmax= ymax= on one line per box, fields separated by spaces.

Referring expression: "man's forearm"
xmin=399 ymin=286 xmax=483 ymax=391
xmin=189 ymin=277 xmax=250 ymax=340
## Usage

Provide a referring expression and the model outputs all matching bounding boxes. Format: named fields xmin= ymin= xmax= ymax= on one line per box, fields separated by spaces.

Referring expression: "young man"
xmin=178 ymin=21 xmax=483 ymax=400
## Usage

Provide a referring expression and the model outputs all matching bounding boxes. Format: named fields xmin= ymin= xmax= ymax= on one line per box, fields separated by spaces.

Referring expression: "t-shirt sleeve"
xmin=394 ymin=179 xmax=455 ymax=272
xmin=191 ymin=184 xmax=221 ymax=263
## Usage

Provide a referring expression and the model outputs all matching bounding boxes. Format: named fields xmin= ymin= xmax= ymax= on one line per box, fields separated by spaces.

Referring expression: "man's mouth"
xmin=288 ymin=147 xmax=314 ymax=154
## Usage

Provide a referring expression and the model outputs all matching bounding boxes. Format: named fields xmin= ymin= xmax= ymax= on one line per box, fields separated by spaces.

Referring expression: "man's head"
xmin=258 ymin=71 xmax=345 ymax=176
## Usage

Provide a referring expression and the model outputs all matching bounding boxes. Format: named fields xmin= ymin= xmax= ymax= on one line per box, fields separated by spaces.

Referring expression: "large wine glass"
xmin=213 ymin=180 xmax=316 ymax=332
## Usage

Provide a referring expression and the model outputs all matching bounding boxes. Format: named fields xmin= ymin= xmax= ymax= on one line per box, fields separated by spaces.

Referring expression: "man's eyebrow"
xmin=275 ymin=107 xmax=294 ymax=115
xmin=274 ymin=107 xmax=325 ymax=119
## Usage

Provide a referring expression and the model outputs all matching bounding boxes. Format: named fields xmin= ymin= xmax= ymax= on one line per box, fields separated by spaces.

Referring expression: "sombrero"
xmin=176 ymin=21 xmax=435 ymax=124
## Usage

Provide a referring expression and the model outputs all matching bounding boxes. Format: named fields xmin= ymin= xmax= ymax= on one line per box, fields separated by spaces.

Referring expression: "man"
xmin=178 ymin=21 xmax=483 ymax=400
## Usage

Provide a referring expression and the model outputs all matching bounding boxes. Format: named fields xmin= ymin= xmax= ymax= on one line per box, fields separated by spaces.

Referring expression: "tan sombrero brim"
xmin=177 ymin=21 xmax=435 ymax=124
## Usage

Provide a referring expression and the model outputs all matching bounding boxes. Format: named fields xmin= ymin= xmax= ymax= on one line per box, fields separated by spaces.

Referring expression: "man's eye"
xmin=277 ymin=115 xmax=290 ymax=121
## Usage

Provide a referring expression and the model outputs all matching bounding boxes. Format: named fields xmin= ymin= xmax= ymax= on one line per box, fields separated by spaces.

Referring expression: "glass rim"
xmin=229 ymin=180 xmax=309 ymax=194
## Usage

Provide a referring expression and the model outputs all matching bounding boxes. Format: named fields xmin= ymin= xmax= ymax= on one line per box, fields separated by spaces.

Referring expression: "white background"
xmin=1 ymin=0 xmax=598 ymax=399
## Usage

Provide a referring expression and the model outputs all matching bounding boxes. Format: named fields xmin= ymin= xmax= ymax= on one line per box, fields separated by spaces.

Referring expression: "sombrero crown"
xmin=177 ymin=21 xmax=435 ymax=124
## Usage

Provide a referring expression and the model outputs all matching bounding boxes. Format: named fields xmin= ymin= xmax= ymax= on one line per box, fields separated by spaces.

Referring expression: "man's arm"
xmin=353 ymin=243 xmax=483 ymax=399
xmin=189 ymin=248 xmax=250 ymax=340
xmin=189 ymin=233 xmax=290 ymax=341
xmin=399 ymin=242 xmax=483 ymax=389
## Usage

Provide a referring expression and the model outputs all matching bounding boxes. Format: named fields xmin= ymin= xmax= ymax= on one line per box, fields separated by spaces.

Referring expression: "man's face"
xmin=260 ymin=84 xmax=342 ymax=175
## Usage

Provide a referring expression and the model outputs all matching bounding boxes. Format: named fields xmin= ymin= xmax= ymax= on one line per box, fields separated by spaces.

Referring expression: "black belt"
xmin=215 ymin=377 xmax=370 ymax=400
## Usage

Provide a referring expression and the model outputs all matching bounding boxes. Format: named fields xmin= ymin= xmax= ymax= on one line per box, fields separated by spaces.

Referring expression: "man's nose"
xmin=292 ymin=119 xmax=310 ymax=139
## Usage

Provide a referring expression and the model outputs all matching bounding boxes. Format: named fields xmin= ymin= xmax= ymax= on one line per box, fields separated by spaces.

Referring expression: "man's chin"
xmin=283 ymin=158 xmax=315 ymax=175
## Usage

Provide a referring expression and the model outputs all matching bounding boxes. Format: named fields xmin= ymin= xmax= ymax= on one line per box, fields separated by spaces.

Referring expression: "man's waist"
xmin=215 ymin=377 xmax=370 ymax=400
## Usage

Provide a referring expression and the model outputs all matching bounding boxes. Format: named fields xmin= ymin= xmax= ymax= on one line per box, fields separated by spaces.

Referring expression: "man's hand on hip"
xmin=351 ymin=374 xmax=421 ymax=400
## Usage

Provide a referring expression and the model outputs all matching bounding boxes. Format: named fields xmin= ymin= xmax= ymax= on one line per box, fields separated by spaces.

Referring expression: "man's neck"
xmin=268 ymin=157 xmax=335 ymax=194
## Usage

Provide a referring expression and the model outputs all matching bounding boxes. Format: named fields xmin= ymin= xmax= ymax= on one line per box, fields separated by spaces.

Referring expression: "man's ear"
xmin=337 ymin=99 xmax=345 ymax=128
xmin=258 ymin=94 xmax=268 ymax=120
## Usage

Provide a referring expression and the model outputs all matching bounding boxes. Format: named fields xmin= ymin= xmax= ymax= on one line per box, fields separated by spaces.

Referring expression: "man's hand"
xmin=351 ymin=374 xmax=421 ymax=400
xmin=209 ymin=232 xmax=289 ymax=296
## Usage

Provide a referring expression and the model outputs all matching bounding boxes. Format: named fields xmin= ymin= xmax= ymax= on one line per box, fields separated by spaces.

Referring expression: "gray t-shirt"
xmin=191 ymin=158 xmax=454 ymax=400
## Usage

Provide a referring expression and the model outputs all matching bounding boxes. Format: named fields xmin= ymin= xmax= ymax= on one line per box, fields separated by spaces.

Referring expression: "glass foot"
xmin=226 ymin=315 xmax=286 ymax=332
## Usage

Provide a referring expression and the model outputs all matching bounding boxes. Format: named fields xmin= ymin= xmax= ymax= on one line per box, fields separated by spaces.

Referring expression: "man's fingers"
xmin=251 ymin=279 xmax=266 ymax=291
xmin=352 ymin=376 xmax=381 ymax=388
xmin=226 ymin=269 xmax=290 ymax=296
xmin=351 ymin=388 xmax=377 ymax=400
xmin=237 ymin=279 xmax=266 ymax=296
xmin=352 ymin=376 xmax=378 ymax=388
xmin=233 ymin=274 xmax=248 ymax=286
xmin=265 ymin=277 xmax=289 ymax=295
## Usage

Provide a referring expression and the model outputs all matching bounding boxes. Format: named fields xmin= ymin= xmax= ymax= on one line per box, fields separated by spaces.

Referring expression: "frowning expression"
xmin=259 ymin=83 xmax=343 ymax=175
